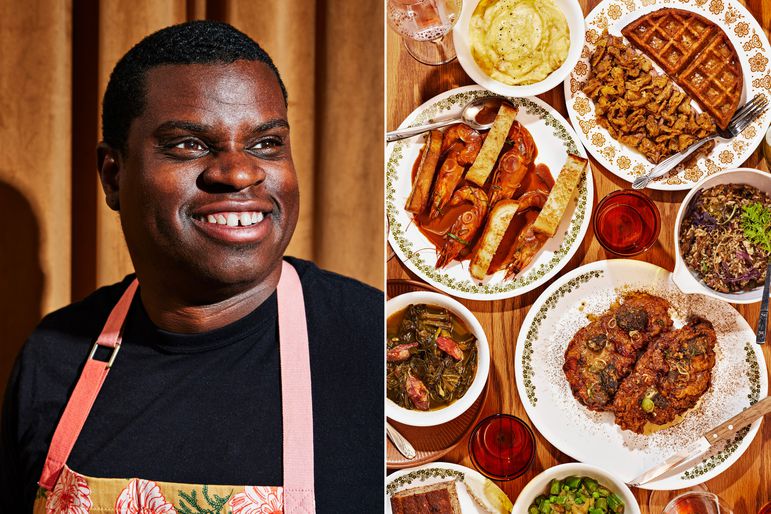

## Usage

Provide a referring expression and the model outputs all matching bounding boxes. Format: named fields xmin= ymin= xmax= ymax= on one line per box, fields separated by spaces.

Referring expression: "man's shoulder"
xmin=12 ymin=276 xmax=138 ymax=406
xmin=27 ymin=276 xmax=136 ymax=351
xmin=286 ymin=257 xmax=383 ymax=307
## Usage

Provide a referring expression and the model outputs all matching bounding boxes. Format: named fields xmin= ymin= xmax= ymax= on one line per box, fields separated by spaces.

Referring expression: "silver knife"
xmin=628 ymin=396 xmax=771 ymax=487
xmin=386 ymin=421 xmax=417 ymax=460
xmin=756 ymin=262 xmax=771 ymax=344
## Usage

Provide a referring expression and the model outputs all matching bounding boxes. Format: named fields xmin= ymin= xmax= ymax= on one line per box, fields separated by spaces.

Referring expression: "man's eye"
xmin=250 ymin=138 xmax=283 ymax=151
xmin=174 ymin=140 xmax=207 ymax=151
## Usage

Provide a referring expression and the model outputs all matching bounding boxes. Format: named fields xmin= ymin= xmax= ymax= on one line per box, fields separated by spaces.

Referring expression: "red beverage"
xmin=759 ymin=502 xmax=771 ymax=514
xmin=468 ymin=414 xmax=535 ymax=480
xmin=594 ymin=190 xmax=661 ymax=256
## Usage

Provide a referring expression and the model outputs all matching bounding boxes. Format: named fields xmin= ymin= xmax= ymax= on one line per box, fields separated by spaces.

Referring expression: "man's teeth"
xmin=195 ymin=212 xmax=265 ymax=226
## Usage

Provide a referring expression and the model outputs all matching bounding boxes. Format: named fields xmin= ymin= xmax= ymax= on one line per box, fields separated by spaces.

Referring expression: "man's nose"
xmin=200 ymin=150 xmax=266 ymax=191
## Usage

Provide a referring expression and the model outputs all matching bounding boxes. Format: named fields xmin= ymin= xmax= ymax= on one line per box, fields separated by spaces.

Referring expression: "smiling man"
xmin=0 ymin=21 xmax=382 ymax=513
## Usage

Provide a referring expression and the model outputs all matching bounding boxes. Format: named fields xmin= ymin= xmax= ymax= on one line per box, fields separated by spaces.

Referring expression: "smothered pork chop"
xmin=563 ymin=292 xmax=673 ymax=411
xmin=612 ymin=316 xmax=717 ymax=434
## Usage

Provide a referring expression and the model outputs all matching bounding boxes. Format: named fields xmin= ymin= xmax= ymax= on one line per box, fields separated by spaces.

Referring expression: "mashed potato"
xmin=470 ymin=0 xmax=570 ymax=86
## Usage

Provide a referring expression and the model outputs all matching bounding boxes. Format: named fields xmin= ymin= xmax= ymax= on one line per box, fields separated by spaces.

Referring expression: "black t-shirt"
xmin=0 ymin=257 xmax=384 ymax=513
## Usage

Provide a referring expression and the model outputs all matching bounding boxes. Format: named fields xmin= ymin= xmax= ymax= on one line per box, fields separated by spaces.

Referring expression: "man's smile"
xmin=189 ymin=199 xmax=275 ymax=244
xmin=190 ymin=211 xmax=273 ymax=244
xmin=193 ymin=211 xmax=266 ymax=226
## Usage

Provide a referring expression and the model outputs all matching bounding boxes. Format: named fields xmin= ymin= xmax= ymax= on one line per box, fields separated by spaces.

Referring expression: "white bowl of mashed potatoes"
xmin=454 ymin=0 xmax=584 ymax=97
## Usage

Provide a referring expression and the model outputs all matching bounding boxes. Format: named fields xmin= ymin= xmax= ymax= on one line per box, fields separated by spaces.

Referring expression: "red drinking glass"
xmin=759 ymin=501 xmax=771 ymax=514
xmin=468 ymin=414 xmax=536 ymax=481
xmin=594 ymin=189 xmax=661 ymax=256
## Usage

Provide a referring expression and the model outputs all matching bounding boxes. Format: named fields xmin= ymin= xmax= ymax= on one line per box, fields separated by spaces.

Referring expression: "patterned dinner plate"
xmin=386 ymin=462 xmax=503 ymax=513
xmin=386 ymin=85 xmax=593 ymax=301
xmin=564 ymin=0 xmax=771 ymax=190
xmin=515 ymin=259 xmax=768 ymax=490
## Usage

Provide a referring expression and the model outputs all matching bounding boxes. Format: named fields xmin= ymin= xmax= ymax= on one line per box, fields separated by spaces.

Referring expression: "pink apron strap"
xmin=37 ymin=262 xmax=316 ymax=513
xmin=277 ymin=261 xmax=316 ymax=513
xmin=38 ymin=279 xmax=139 ymax=490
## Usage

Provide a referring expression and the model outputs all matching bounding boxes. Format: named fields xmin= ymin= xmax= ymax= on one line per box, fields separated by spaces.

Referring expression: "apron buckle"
xmin=88 ymin=341 xmax=121 ymax=369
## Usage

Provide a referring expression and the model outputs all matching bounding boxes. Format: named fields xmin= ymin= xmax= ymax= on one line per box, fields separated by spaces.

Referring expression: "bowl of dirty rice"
xmin=674 ymin=168 xmax=771 ymax=303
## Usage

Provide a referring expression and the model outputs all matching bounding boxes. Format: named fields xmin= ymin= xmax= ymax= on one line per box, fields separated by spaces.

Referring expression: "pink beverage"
xmin=387 ymin=0 xmax=458 ymax=41
xmin=662 ymin=492 xmax=734 ymax=514
xmin=469 ymin=414 xmax=535 ymax=480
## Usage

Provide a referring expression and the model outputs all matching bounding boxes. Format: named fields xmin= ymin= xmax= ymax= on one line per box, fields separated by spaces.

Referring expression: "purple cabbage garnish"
xmin=689 ymin=208 xmax=718 ymax=228
xmin=722 ymin=267 xmax=761 ymax=284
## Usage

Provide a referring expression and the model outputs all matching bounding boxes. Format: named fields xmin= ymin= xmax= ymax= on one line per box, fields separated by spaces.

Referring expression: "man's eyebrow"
xmin=248 ymin=119 xmax=290 ymax=133
xmin=153 ymin=119 xmax=290 ymax=135
xmin=154 ymin=120 xmax=211 ymax=134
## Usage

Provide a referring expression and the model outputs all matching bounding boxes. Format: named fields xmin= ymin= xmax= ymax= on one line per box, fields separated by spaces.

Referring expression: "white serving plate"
xmin=386 ymin=85 xmax=592 ymax=300
xmin=515 ymin=259 xmax=767 ymax=490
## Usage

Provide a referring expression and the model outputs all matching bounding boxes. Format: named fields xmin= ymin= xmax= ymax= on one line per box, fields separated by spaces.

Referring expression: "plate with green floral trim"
xmin=386 ymin=462 xmax=511 ymax=513
xmin=386 ymin=85 xmax=593 ymax=301
xmin=515 ymin=259 xmax=768 ymax=490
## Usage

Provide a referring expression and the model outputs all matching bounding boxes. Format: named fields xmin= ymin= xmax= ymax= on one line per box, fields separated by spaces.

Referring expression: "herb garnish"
xmin=741 ymin=202 xmax=771 ymax=252
xmin=447 ymin=232 xmax=470 ymax=246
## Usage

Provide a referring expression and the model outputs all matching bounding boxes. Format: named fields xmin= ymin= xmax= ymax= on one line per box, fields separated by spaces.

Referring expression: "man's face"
xmin=109 ymin=61 xmax=298 ymax=291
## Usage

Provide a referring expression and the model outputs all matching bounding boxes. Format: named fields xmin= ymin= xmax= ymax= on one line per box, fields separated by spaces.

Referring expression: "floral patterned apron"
xmin=33 ymin=261 xmax=316 ymax=514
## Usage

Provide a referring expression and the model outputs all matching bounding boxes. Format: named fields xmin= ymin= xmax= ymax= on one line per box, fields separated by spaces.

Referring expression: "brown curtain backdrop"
xmin=0 ymin=0 xmax=383 ymax=391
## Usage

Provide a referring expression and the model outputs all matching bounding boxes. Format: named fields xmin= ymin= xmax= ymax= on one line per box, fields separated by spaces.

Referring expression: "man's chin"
xmin=191 ymin=256 xmax=282 ymax=287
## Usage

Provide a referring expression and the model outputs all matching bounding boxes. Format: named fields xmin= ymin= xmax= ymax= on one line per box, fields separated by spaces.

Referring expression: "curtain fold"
xmin=0 ymin=0 xmax=72 ymax=387
xmin=0 ymin=0 xmax=383 ymax=391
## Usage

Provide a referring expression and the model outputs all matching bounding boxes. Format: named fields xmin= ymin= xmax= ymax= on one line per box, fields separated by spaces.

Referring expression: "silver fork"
xmin=632 ymin=94 xmax=769 ymax=190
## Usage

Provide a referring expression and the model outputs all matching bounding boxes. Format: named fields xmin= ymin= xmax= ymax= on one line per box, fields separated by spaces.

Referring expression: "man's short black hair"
xmin=102 ymin=20 xmax=288 ymax=152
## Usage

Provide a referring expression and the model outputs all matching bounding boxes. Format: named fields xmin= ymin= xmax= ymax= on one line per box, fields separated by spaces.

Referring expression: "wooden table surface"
xmin=386 ymin=1 xmax=771 ymax=511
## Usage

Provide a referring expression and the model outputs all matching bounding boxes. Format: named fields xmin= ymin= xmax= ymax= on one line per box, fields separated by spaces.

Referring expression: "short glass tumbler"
xmin=594 ymin=189 xmax=661 ymax=256
xmin=468 ymin=413 xmax=536 ymax=481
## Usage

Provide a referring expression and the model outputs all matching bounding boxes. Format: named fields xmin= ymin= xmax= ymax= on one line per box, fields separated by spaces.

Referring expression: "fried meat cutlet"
xmin=563 ymin=293 xmax=673 ymax=411
xmin=611 ymin=316 xmax=717 ymax=434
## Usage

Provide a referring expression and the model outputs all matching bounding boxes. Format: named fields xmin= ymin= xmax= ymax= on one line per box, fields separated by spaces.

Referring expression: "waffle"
xmin=678 ymin=31 xmax=743 ymax=129
xmin=622 ymin=8 xmax=743 ymax=129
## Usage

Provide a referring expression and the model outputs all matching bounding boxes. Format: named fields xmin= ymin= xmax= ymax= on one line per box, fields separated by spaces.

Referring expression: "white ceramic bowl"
xmin=673 ymin=168 xmax=771 ymax=304
xmin=453 ymin=0 xmax=585 ymax=97
xmin=512 ymin=463 xmax=641 ymax=514
xmin=386 ymin=291 xmax=490 ymax=427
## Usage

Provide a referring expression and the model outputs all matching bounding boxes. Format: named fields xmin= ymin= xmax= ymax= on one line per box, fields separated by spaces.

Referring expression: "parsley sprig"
xmin=741 ymin=202 xmax=771 ymax=252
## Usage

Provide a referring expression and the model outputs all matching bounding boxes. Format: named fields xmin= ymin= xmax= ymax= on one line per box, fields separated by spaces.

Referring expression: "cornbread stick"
xmin=531 ymin=154 xmax=587 ymax=237
xmin=405 ymin=130 xmax=443 ymax=214
xmin=469 ymin=200 xmax=520 ymax=280
xmin=465 ymin=103 xmax=518 ymax=186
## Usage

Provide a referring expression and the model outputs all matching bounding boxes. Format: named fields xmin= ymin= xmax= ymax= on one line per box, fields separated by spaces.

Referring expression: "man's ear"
xmin=97 ymin=143 xmax=121 ymax=211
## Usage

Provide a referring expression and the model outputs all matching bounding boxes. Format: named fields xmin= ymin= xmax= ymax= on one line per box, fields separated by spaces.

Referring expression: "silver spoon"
xmin=386 ymin=421 xmax=416 ymax=459
xmin=386 ymin=96 xmax=505 ymax=143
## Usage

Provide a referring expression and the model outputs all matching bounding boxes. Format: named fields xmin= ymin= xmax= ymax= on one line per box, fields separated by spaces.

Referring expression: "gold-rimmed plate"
xmin=564 ymin=0 xmax=771 ymax=190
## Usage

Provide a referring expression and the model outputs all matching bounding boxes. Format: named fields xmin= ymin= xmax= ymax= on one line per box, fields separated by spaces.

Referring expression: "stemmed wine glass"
xmin=387 ymin=0 xmax=463 ymax=66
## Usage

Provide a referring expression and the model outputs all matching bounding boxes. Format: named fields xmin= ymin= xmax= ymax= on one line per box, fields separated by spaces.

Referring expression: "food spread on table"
xmin=621 ymin=8 xmax=742 ymax=130
xmin=390 ymin=481 xmax=462 ymax=514
xmin=564 ymin=0 xmax=771 ymax=190
xmin=469 ymin=0 xmax=570 ymax=86
xmin=564 ymin=292 xmax=673 ymax=412
xmin=563 ymin=291 xmax=718 ymax=435
xmin=387 ymin=0 xmax=770 ymax=508
xmin=679 ymin=184 xmax=771 ymax=293
xmin=611 ymin=316 xmax=716 ymax=434
xmin=583 ymin=32 xmax=716 ymax=164
xmin=402 ymin=101 xmax=588 ymax=284
xmin=527 ymin=476 xmax=626 ymax=514
xmin=387 ymin=304 xmax=478 ymax=411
